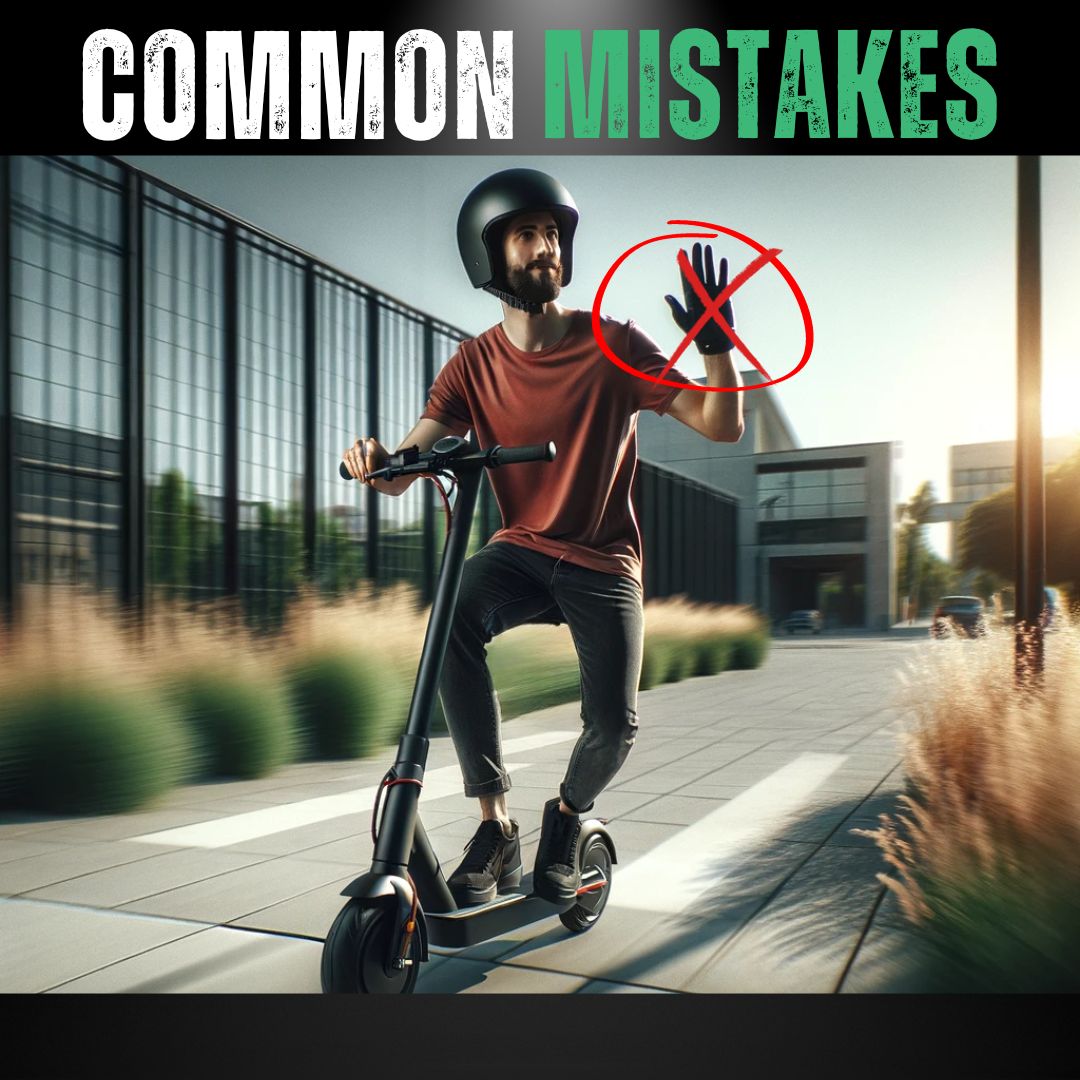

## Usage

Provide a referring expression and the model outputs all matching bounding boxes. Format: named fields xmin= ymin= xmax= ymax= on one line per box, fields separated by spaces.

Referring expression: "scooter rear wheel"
xmin=559 ymin=835 xmax=612 ymax=933
xmin=321 ymin=898 xmax=420 ymax=994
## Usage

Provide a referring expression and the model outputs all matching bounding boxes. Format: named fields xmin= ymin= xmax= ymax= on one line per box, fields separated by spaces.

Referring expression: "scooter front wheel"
xmin=559 ymin=835 xmax=613 ymax=933
xmin=321 ymin=898 xmax=420 ymax=994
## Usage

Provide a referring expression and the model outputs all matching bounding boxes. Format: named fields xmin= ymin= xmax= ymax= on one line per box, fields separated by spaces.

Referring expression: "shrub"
xmin=0 ymin=681 xmax=191 ymax=815
xmin=857 ymin=625 xmax=1080 ymax=990
xmin=662 ymin=638 xmax=698 ymax=683
xmin=162 ymin=672 xmax=295 ymax=780
xmin=692 ymin=635 xmax=734 ymax=677
xmin=639 ymin=597 xmax=768 ymax=687
xmin=488 ymin=626 xmax=581 ymax=718
xmin=729 ymin=630 xmax=769 ymax=670
xmin=639 ymin=636 xmax=675 ymax=691
xmin=285 ymin=650 xmax=401 ymax=760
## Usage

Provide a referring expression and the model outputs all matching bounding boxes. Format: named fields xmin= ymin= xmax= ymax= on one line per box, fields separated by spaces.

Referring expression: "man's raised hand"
xmin=664 ymin=242 xmax=735 ymax=356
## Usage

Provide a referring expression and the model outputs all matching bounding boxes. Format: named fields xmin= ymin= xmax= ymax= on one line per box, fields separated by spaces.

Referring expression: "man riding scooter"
xmin=342 ymin=168 xmax=744 ymax=908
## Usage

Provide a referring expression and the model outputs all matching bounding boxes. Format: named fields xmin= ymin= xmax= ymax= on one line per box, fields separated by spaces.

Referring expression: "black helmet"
xmin=457 ymin=168 xmax=579 ymax=308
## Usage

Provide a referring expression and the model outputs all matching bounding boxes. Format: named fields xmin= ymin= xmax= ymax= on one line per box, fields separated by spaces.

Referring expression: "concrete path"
xmin=0 ymin=633 xmax=932 ymax=994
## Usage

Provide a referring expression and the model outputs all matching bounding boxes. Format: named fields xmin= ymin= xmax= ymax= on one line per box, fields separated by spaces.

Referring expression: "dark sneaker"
xmin=447 ymin=819 xmax=522 ymax=906
xmin=532 ymin=797 xmax=581 ymax=903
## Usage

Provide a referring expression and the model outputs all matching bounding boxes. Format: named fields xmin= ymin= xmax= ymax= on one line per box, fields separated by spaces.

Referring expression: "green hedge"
xmin=285 ymin=650 xmax=404 ymax=760
xmin=0 ymin=607 xmax=770 ymax=817
xmin=488 ymin=638 xmax=581 ymax=719
xmin=162 ymin=672 xmax=296 ymax=780
xmin=728 ymin=631 xmax=770 ymax=670
xmin=692 ymin=635 xmax=734 ymax=677
xmin=909 ymin=869 xmax=1080 ymax=992
xmin=640 ymin=630 xmax=751 ymax=690
xmin=639 ymin=638 xmax=673 ymax=691
xmin=0 ymin=682 xmax=191 ymax=815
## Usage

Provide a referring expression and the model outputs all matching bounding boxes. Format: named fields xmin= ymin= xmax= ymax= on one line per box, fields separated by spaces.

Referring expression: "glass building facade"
xmin=1 ymin=155 xmax=472 ymax=632
xmin=1 ymin=155 xmax=737 ymax=634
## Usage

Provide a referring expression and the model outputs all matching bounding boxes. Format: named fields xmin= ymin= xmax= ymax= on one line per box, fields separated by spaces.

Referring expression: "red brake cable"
xmin=422 ymin=472 xmax=457 ymax=537
xmin=369 ymin=772 xmax=423 ymax=962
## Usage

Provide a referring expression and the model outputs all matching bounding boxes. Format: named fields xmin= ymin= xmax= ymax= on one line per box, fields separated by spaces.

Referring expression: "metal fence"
xmin=0 ymin=154 xmax=739 ymax=634
xmin=635 ymin=461 xmax=737 ymax=605
xmin=0 ymin=155 xmax=475 ymax=633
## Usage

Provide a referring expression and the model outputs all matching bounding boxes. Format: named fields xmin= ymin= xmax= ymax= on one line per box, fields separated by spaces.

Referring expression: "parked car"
xmin=930 ymin=596 xmax=987 ymax=638
xmin=781 ymin=609 xmax=823 ymax=635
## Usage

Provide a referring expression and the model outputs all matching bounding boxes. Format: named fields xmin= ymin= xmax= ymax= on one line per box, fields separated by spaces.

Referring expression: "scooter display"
xmin=323 ymin=435 xmax=617 ymax=993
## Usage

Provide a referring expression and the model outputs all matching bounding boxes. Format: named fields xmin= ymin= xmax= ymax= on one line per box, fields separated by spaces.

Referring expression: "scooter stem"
xmin=371 ymin=458 xmax=483 ymax=875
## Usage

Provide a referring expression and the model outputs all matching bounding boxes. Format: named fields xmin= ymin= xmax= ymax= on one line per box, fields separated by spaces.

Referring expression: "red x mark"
xmin=660 ymin=246 xmax=783 ymax=381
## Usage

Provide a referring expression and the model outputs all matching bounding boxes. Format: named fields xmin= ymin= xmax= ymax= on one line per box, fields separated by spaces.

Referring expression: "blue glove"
xmin=664 ymin=242 xmax=734 ymax=355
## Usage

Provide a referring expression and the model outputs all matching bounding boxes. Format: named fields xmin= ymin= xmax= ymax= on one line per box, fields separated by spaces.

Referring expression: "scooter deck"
xmin=423 ymin=874 xmax=577 ymax=949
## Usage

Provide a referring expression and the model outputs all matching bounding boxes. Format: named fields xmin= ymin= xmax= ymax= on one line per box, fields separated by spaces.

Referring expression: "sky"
xmin=123 ymin=154 xmax=1080 ymax=554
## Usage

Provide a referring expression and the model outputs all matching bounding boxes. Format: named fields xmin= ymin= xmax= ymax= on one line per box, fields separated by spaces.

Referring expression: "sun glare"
xmin=1042 ymin=365 xmax=1080 ymax=439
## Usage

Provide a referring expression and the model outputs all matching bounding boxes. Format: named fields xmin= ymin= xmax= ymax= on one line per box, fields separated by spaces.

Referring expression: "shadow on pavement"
xmin=587 ymin=796 xmax=891 ymax=990
xmin=420 ymin=790 xmax=917 ymax=993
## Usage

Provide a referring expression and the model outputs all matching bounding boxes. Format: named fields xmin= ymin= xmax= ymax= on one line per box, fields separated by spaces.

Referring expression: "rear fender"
xmin=578 ymin=818 xmax=618 ymax=865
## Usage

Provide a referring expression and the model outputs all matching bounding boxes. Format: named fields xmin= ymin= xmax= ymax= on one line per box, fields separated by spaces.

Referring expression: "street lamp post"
xmin=1015 ymin=155 xmax=1045 ymax=683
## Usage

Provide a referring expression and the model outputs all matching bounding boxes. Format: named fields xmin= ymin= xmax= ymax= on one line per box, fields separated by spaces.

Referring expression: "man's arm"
xmin=347 ymin=417 xmax=458 ymax=496
xmin=665 ymin=351 xmax=745 ymax=442
xmin=663 ymin=243 xmax=745 ymax=443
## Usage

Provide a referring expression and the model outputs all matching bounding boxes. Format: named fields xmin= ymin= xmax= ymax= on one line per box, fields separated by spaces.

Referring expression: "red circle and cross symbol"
xmin=590 ymin=219 xmax=814 ymax=392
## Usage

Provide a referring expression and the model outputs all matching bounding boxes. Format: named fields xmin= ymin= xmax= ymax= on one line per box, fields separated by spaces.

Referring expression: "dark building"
xmin=1 ymin=155 xmax=737 ymax=631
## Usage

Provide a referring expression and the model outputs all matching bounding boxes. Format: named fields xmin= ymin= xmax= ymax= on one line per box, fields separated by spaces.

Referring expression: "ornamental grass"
xmin=856 ymin=617 xmax=1080 ymax=990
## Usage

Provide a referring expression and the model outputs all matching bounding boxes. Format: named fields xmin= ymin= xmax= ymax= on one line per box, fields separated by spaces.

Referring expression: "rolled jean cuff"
xmin=463 ymin=774 xmax=512 ymax=798
xmin=558 ymin=782 xmax=594 ymax=816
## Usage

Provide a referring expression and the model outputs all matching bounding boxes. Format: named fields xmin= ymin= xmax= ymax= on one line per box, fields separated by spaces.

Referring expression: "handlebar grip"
xmin=340 ymin=461 xmax=390 ymax=481
xmin=491 ymin=442 xmax=557 ymax=466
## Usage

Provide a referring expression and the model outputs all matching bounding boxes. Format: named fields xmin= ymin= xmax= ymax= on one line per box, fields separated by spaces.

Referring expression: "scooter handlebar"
xmin=339 ymin=440 xmax=556 ymax=481
xmin=489 ymin=442 xmax=557 ymax=466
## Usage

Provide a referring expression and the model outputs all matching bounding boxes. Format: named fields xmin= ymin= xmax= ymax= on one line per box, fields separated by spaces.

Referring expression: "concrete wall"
xmin=639 ymin=384 xmax=899 ymax=629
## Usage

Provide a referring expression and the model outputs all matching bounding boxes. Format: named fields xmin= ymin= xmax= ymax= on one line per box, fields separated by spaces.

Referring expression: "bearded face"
xmin=505 ymin=260 xmax=564 ymax=304
xmin=498 ymin=212 xmax=564 ymax=306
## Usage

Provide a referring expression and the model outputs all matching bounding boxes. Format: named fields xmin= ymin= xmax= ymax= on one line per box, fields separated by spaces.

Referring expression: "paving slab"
xmin=14 ymin=808 xmax=226 ymax=845
xmin=824 ymin=817 xmax=890 ymax=850
xmin=576 ymin=978 xmax=678 ymax=993
xmin=414 ymin=953 xmax=590 ymax=994
xmin=838 ymin=921 xmax=930 ymax=992
xmin=682 ymin=846 xmax=886 ymax=992
xmin=493 ymin=842 xmax=819 ymax=991
xmin=22 ymin=847 xmax=272 ymax=907
xmin=0 ymin=839 xmax=176 ymax=896
xmin=608 ymin=762 xmax=726 ymax=794
xmin=49 ymin=923 xmax=325 ymax=993
xmin=0 ymin=836 xmax=85 ymax=865
xmin=205 ymin=814 xmax=373 ymax=857
xmin=118 ymin=856 xmax=362 ymax=924
xmin=1 ymin=898 xmax=209 ymax=992
xmin=0 ymin=636 xmax=936 ymax=995
xmin=618 ymin=794 xmax=731 ymax=827
xmin=229 ymin=874 xmax=357 ymax=938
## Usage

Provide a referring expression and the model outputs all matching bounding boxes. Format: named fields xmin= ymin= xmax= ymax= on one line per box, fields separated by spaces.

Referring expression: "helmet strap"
xmin=483 ymin=283 xmax=545 ymax=315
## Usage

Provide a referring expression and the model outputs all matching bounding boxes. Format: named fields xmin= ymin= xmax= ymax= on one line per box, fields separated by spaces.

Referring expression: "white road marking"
xmin=609 ymin=753 xmax=847 ymax=914
xmin=497 ymin=730 xmax=583 ymax=754
xmin=125 ymin=731 xmax=580 ymax=850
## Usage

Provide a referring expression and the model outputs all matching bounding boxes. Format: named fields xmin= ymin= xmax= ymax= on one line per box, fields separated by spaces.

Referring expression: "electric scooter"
xmin=323 ymin=435 xmax=617 ymax=993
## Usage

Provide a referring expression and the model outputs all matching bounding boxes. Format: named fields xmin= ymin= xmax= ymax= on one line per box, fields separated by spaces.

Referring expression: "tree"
xmin=958 ymin=450 xmax=1080 ymax=593
xmin=148 ymin=469 xmax=221 ymax=601
xmin=897 ymin=481 xmax=954 ymax=615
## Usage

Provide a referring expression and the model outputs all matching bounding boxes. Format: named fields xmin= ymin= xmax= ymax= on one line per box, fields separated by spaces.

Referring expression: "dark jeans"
xmin=439 ymin=540 xmax=643 ymax=814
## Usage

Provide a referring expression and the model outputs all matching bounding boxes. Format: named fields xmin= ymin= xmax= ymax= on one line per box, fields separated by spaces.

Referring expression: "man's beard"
xmin=505 ymin=262 xmax=564 ymax=305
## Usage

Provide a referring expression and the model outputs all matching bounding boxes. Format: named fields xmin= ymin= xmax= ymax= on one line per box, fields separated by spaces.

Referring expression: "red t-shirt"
xmin=419 ymin=309 xmax=693 ymax=584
